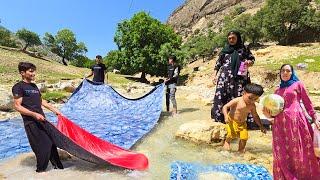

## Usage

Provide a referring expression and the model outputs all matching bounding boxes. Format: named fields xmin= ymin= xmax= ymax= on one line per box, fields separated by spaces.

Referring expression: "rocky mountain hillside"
xmin=167 ymin=0 xmax=264 ymax=39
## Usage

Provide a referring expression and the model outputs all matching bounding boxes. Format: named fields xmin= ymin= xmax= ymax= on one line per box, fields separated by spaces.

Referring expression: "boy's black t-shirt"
xmin=91 ymin=63 xmax=107 ymax=83
xmin=12 ymin=81 xmax=44 ymax=125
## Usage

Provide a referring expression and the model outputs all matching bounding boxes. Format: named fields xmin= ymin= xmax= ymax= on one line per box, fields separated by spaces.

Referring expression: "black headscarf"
xmin=220 ymin=30 xmax=245 ymax=77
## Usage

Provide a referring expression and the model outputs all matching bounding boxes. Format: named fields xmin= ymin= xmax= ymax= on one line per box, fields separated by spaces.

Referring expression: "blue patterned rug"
xmin=0 ymin=80 xmax=164 ymax=160
xmin=170 ymin=161 xmax=272 ymax=180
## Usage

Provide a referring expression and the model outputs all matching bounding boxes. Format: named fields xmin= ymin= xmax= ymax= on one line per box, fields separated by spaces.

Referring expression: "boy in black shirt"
xmin=86 ymin=55 xmax=107 ymax=84
xmin=12 ymin=62 xmax=64 ymax=172
xmin=164 ymin=56 xmax=180 ymax=116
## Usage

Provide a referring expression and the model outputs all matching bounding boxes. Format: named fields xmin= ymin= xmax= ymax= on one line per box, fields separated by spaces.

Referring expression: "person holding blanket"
xmin=12 ymin=62 xmax=64 ymax=173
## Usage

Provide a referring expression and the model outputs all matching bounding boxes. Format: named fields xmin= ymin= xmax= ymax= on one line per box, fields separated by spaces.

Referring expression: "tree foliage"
xmin=112 ymin=11 xmax=182 ymax=79
xmin=44 ymin=29 xmax=87 ymax=65
xmin=16 ymin=28 xmax=41 ymax=51
xmin=261 ymin=0 xmax=320 ymax=44
xmin=0 ymin=26 xmax=17 ymax=47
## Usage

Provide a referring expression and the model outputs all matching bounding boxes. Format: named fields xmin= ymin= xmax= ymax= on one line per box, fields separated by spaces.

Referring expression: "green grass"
xmin=107 ymin=73 xmax=131 ymax=84
xmin=42 ymin=91 xmax=70 ymax=102
xmin=0 ymin=65 xmax=16 ymax=73
xmin=38 ymin=72 xmax=82 ymax=84
xmin=263 ymin=55 xmax=320 ymax=72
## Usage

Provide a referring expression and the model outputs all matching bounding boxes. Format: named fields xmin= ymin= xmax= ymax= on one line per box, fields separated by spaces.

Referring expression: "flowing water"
xmin=0 ymin=98 xmax=273 ymax=180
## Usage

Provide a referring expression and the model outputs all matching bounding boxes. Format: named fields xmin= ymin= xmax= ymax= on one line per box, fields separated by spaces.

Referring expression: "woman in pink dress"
xmin=265 ymin=64 xmax=320 ymax=179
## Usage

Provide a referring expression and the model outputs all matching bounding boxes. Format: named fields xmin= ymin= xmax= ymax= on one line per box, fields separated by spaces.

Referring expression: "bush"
xmin=0 ymin=27 xmax=17 ymax=47
xmin=233 ymin=5 xmax=246 ymax=16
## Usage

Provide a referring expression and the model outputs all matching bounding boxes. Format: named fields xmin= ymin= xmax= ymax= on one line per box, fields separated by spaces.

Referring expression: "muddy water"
xmin=0 ymin=98 xmax=273 ymax=180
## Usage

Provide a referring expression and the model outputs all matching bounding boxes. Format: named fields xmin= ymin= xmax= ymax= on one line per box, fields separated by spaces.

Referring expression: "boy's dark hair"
xmin=244 ymin=83 xmax=264 ymax=96
xmin=96 ymin=55 xmax=102 ymax=59
xmin=18 ymin=62 xmax=36 ymax=72
xmin=169 ymin=55 xmax=176 ymax=62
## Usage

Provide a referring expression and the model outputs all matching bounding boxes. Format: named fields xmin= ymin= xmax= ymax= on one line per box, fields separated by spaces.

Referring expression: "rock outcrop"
xmin=167 ymin=0 xmax=264 ymax=40
xmin=176 ymin=120 xmax=227 ymax=144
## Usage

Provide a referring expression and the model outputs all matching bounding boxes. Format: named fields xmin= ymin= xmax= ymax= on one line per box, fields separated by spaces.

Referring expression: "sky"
xmin=0 ymin=0 xmax=185 ymax=58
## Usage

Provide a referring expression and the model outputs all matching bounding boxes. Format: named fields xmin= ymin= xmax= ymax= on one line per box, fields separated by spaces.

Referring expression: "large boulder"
xmin=0 ymin=88 xmax=13 ymax=111
xmin=53 ymin=80 xmax=80 ymax=93
xmin=176 ymin=120 xmax=226 ymax=144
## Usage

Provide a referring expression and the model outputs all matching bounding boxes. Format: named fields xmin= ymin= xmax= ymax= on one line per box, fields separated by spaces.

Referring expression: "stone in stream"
xmin=175 ymin=120 xmax=226 ymax=144
xmin=0 ymin=88 xmax=13 ymax=111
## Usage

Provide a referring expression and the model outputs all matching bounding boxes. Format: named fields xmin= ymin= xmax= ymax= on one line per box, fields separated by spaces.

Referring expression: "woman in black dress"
xmin=211 ymin=30 xmax=255 ymax=124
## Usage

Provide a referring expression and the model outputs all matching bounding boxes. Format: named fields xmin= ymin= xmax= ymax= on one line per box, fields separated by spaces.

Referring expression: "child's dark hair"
xmin=18 ymin=62 xmax=36 ymax=72
xmin=96 ymin=55 xmax=102 ymax=59
xmin=244 ymin=83 xmax=264 ymax=96
xmin=169 ymin=55 xmax=177 ymax=62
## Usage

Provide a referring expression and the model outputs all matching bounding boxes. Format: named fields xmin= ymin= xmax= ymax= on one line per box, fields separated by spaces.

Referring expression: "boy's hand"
xmin=33 ymin=113 xmax=45 ymax=121
xmin=55 ymin=111 xmax=62 ymax=116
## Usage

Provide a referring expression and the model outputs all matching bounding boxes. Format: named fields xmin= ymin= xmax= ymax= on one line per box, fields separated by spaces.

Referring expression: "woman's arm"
xmin=244 ymin=47 xmax=255 ymax=67
xmin=298 ymin=82 xmax=318 ymax=123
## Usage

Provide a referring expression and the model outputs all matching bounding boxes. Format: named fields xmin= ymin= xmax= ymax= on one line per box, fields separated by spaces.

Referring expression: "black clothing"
xmin=12 ymin=81 xmax=63 ymax=172
xmin=166 ymin=64 xmax=180 ymax=85
xmin=212 ymin=47 xmax=255 ymax=123
xmin=91 ymin=63 xmax=107 ymax=83
xmin=12 ymin=81 xmax=44 ymax=125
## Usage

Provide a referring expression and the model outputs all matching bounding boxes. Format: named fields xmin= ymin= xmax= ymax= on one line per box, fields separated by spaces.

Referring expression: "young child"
xmin=222 ymin=83 xmax=266 ymax=153
xmin=12 ymin=62 xmax=64 ymax=172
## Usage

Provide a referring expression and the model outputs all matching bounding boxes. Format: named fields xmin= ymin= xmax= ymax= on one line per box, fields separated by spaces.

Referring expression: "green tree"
xmin=114 ymin=11 xmax=182 ymax=80
xmin=70 ymin=55 xmax=93 ymax=68
xmin=181 ymin=30 xmax=223 ymax=63
xmin=224 ymin=13 xmax=265 ymax=45
xmin=0 ymin=26 xmax=17 ymax=47
xmin=104 ymin=50 xmax=125 ymax=72
xmin=16 ymin=28 xmax=41 ymax=51
xmin=261 ymin=0 xmax=320 ymax=44
xmin=44 ymin=29 xmax=87 ymax=65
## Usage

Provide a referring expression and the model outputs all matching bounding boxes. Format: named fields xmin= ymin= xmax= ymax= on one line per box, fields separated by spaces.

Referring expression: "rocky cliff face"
xmin=167 ymin=0 xmax=265 ymax=39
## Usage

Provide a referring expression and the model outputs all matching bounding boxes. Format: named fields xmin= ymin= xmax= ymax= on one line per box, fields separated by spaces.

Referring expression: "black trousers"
xmin=24 ymin=121 xmax=63 ymax=172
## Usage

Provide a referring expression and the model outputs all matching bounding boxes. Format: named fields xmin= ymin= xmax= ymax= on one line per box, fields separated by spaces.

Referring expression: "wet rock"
xmin=176 ymin=120 xmax=226 ymax=144
xmin=53 ymin=81 xmax=77 ymax=93
xmin=0 ymin=88 xmax=13 ymax=111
